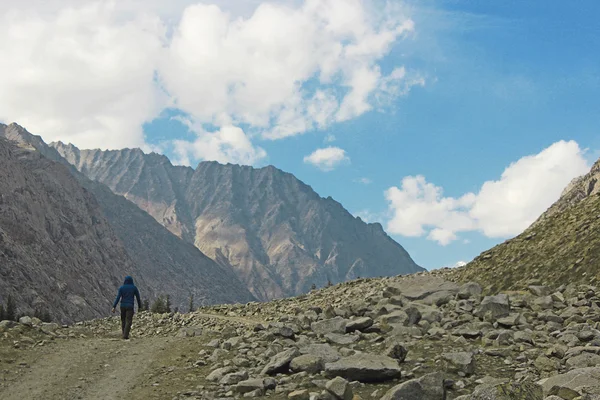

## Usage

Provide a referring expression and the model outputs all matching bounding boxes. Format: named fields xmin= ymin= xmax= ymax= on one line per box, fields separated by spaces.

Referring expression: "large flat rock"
xmin=324 ymin=353 xmax=402 ymax=382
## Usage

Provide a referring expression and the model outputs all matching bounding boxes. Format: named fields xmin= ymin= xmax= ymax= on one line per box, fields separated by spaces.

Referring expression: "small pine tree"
xmin=165 ymin=295 xmax=172 ymax=313
xmin=188 ymin=293 xmax=195 ymax=313
xmin=310 ymin=283 xmax=317 ymax=291
xmin=5 ymin=295 xmax=16 ymax=321
xmin=326 ymin=279 xmax=333 ymax=288
xmin=0 ymin=304 xmax=4 ymax=321
xmin=150 ymin=296 xmax=166 ymax=313
xmin=41 ymin=309 xmax=52 ymax=323
xmin=142 ymin=299 xmax=150 ymax=311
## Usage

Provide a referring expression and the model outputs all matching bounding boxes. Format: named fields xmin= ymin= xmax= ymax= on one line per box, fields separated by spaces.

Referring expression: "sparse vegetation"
xmin=188 ymin=293 xmax=195 ymax=313
xmin=446 ymin=192 xmax=600 ymax=293
xmin=150 ymin=295 xmax=172 ymax=314
xmin=4 ymin=295 xmax=16 ymax=321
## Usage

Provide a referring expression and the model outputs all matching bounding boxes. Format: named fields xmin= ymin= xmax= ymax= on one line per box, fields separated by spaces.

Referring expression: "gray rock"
xmin=325 ymin=376 xmax=353 ymax=400
xmin=325 ymin=353 xmax=402 ymax=382
xmin=311 ymin=317 xmax=348 ymax=335
xmin=177 ymin=326 xmax=203 ymax=337
xmin=220 ymin=370 xmax=249 ymax=385
xmin=458 ymin=282 xmax=483 ymax=299
xmin=207 ymin=366 xmax=236 ymax=382
xmin=325 ymin=333 xmax=359 ymax=345
xmin=290 ymin=354 xmax=325 ymax=374
xmin=566 ymin=353 xmax=600 ymax=369
xmin=18 ymin=316 xmax=33 ymax=327
xmin=474 ymin=294 xmax=510 ymax=320
xmin=384 ymin=341 xmax=408 ymax=362
xmin=442 ymin=352 xmax=475 ymax=375
xmin=261 ymin=348 xmax=300 ymax=375
xmin=528 ymin=285 xmax=551 ymax=296
xmin=299 ymin=344 xmax=341 ymax=363
xmin=0 ymin=320 xmax=17 ymax=332
xmin=235 ymin=378 xmax=267 ymax=394
xmin=539 ymin=367 xmax=600 ymax=395
xmin=346 ymin=317 xmax=373 ymax=332
xmin=381 ymin=372 xmax=446 ymax=400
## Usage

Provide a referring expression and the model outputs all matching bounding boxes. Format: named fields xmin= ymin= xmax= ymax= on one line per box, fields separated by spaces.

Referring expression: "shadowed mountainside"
xmin=0 ymin=123 xmax=255 ymax=322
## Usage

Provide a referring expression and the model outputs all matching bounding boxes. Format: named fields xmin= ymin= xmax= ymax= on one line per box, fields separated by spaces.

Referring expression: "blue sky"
xmin=146 ymin=0 xmax=600 ymax=268
xmin=2 ymin=0 xmax=599 ymax=269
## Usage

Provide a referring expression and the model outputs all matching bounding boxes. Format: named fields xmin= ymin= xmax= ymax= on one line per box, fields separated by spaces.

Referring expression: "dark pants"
xmin=120 ymin=307 xmax=134 ymax=339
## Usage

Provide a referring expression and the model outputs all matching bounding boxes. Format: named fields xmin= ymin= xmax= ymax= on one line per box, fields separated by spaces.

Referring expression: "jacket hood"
xmin=124 ymin=276 xmax=134 ymax=285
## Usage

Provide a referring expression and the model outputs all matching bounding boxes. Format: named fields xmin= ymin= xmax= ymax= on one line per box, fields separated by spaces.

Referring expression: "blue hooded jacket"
xmin=113 ymin=276 xmax=142 ymax=310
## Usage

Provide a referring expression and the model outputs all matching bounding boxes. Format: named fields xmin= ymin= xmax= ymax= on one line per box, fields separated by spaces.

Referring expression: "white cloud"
xmin=304 ymin=146 xmax=349 ymax=171
xmin=0 ymin=0 xmax=421 ymax=163
xmin=386 ymin=140 xmax=590 ymax=245
xmin=435 ymin=260 xmax=467 ymax=270
xmin=355 ymin=177 xmax=373 ymax=184
xmin=0 ymin=2 xmax=167 ymax=149
xmin=171 ymin=122 xmax=266 ymax=166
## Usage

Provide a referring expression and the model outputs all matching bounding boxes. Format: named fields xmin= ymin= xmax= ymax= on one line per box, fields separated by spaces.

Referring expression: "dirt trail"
xmin=0 ymin=313 xmax=264 ymax=400
xmin=0 ymin=336 xmax=174 ymax=400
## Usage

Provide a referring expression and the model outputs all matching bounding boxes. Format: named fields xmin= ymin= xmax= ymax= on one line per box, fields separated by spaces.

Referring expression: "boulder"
xmin=458 ymin=282 xmax=483 ymax=299
xmin=290 ymin=354 xmax=325 ymax=374
xmin=474 ymin=294 xmax=510 ymax=320
xmin=311 ymin=317 xmax=348 ymax=335
xmin=261 ymin=348 xmax=300 ymax=375
xmin=325 ymin=376 xmax=353 ymax=400
xmin=324 ymin=353 xmax=402 ymax=382
xmin=539 ymin=367 xmax=600 ymax=395
xmin=442 ymin=352 xmax=475 ymax=375
xmin=381 ymin=372 xmax=446 ymax=400
xmin=325 ymin=333 xmax=359 ymax=345
xmin=299 ymin=344 xmax=341 ymax=363
xmin=346 ymin=317 xmax=373 ymax=332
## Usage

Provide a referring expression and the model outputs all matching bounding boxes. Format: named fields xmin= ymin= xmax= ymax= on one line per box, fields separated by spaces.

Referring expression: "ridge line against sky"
xmin=1 ymin=0 xmax=599 ymax=269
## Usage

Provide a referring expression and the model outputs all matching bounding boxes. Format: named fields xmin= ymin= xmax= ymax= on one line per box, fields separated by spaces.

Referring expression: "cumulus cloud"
xmin=170 ymin=118 xmax=266 ymax=166
xmin=386 ymin=140 xmax=590 ymax=245
xmin=0 ymin=0 xmax=421 ymax=164
xmin=304 ymin=146 xmax=349 ymax=171
xmin=0 ymin=2 xmax=167 ymax=149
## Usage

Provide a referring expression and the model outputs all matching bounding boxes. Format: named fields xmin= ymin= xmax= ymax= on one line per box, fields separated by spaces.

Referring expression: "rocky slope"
xmin=446 ymin=158 xmax=600 ymax=294
xmin=0 ymin=136 xmax=138 ymax=322
xmin=0 ymin=123 xmax=255 ymax=321
xmin=2 ymin=271 xmax=600 ymax=399
xmin=51 ymin=142 xmax=423 ymax=301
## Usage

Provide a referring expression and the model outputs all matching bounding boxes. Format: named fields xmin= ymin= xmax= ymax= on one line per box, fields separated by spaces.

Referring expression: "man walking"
xmin=112 ymin=276 xmax=142 ymax=339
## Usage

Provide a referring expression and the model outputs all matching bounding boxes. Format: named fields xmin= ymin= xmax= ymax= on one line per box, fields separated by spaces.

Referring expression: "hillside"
xmin=0 ymin=123 xmax=255 ymax=321
xmin=2 ymin=271 xmax=600 ymax=399
xmin=51 ymin=142 xmax=423 ymax=301
xmin=0 ymin=137 xmax=139 ymax=322
xmin=447 ymin=158 xmax=600 ymax=293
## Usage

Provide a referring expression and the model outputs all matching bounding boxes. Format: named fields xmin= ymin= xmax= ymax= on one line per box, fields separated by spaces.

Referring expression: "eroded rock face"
xmin=51 ymin=140 xmax=424 ymax=301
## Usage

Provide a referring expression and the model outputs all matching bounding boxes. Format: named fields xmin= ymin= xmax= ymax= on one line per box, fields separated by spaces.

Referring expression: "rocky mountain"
xmin=447 ymin=157 xmax=600 ymax=293
xmin=51 ymin=142 xmax=423 ymax=301
xmin=0 ymin=123 xmax=255 ymax=322
xmin=0 ymin=136 xmax=138 ymax=322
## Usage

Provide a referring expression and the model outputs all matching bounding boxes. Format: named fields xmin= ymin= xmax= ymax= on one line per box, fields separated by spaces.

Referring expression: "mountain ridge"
xmin=51 ymin=139 xmax=423 ymax=301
